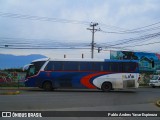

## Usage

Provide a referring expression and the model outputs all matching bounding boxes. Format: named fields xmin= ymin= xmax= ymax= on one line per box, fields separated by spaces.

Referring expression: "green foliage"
xmin=3 ymin=68 xmax=25 ymax=72
xmin=139 ymin=83 xmax=149 ymax=86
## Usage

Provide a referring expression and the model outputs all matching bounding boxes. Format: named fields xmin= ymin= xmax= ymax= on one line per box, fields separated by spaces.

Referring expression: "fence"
xmin=0 ymin=71 xmax=26 ymax=88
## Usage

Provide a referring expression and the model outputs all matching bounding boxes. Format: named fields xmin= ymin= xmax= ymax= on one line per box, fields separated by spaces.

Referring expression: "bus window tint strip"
xmin=44 ymin=61 xmax=137 ymax=72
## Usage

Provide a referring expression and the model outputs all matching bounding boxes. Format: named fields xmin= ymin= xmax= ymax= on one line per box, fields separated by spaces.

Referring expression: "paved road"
xmin=0 ymin=87 xmax=160 ymax=120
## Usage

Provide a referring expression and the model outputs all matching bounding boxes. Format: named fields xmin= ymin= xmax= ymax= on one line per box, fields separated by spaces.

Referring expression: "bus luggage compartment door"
xmin=123 ymin=80 xmax=135 ymax=88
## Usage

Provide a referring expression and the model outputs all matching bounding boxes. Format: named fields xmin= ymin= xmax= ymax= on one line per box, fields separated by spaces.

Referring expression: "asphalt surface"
xmin=0 ymin=87 xmax=160 ymax=120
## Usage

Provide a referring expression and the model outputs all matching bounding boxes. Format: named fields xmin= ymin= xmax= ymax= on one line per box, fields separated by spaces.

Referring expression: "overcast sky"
xmin=0 ymin=0 xmax=160 ymax=58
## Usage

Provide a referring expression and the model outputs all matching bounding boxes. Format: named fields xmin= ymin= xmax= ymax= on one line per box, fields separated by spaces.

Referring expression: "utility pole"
xmin=87 ymin=22 xmax=100 ymax=59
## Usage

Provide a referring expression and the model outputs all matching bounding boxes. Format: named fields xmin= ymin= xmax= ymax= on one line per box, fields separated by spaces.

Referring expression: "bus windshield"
xmin=26 ymin=61 xmax=45 ymax=78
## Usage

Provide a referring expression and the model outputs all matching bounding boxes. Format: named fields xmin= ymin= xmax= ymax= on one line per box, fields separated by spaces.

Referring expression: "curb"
xmin=0 ymin=87 xmax=35 ymax=90
xmin=139 ymin=86 xmax=150 ymax=88
xmin=155 ymin=100 xmax=160 ymax=107
xmin=0 ymin=91 xmax=20 ymax=95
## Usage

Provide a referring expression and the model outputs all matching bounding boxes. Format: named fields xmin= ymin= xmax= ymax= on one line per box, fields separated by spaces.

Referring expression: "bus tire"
xmin=101 ymin=82 xmax=112 ymax=92
xmin=43 ymin=81 xmax=53 ymax=91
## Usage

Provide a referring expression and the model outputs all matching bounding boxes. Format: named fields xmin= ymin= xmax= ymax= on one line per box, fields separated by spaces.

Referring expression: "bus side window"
xmin=118 ymin=62 xmax=123 ymax=72
xmin=103 ymin=62 xmax=109 ymax=71
xmin=54 ymin=61 xmax=63 ymax=71
xmin=123 ymin=62 xmax=136 ymax=72
xmin=108 ymin=62 xmax=115 ymax=72
xmin=93 ymin=62 xmax=102 ymax=71
xmin=130 ymin=63 xmax=136 ymax=71
xmin=112 ymin=62 xmax=120 ymax=72
xmin=108 ymin=63 xmax=112 ymax=71
xmin=103 ymin=62 xmax=121 ymax=72
xmin=44 ymin=61 xmax=54 ymax=71
xmin=109 ymin=62 xmax=119 ymax=72
xmin=63 ymin=61 xmax=79 ymax=71
xmin=80 ymin=62 xmax=92 ymax=71
xmin=123 ymin=63 xmax=128 ymax=72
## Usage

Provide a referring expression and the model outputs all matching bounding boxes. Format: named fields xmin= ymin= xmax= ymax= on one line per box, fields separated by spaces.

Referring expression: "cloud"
xmin=0 ymin=0 xmax=160 ymax=55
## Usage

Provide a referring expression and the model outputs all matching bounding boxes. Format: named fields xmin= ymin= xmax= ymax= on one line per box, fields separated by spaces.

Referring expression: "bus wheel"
xmin=101 ymin=82 xmax=112 ymax=92
xmin=43 ymin=81 xmax=53 ymax=91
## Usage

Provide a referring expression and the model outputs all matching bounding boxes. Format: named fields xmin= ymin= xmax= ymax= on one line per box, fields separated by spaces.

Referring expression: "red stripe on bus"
xmin=80 ymin=72 xmax=108 ymax=89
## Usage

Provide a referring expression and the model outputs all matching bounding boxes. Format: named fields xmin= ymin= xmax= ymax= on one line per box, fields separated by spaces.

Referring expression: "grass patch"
xmin=0 ymin=91 xmax=20 ymax=95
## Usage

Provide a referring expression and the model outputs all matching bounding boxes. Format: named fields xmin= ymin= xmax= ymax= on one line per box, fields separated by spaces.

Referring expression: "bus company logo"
xmin=123 ymin=74 xmax=135 ymax=79
xmin=2 ymin=112 xmax=11 ymax=117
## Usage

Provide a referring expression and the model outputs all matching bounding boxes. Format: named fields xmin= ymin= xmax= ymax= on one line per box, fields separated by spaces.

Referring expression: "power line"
xmin=0 ymin=36 xmax=91 ymax=49
xmin=119 ymin=41 xmax=160 ymax=48
xmin=1 ymin=12 xmax=160 ymax=53
xmin=1 ymin=12 xmax=160 ymax=36
xmin=98 ymin=23 xmax=128 ymax=31
xmin=126 ymin=21 xmax=160 ymax=31
xmin=100 ymin=32 xmax=160 ymax=47
xmin=100 ymin=25 xmax=160 ymax=34
xmin=99 ymin=20 xmax=160 ymax=34
xmin=1 ymin=31 xmax=160 ymax=50
xmin=0 ymin=36 xmax=89 ymax=45
xmin=104 ymin=41 xmax=160 ymax=50
xmin=0 ymin=46 xmax=90 ymax=49
xmin=0 ymin=12 xmax=90 ymax=25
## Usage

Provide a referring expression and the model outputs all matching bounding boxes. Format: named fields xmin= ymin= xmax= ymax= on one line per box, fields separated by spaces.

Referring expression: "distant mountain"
xmin=0 ymin=54 xmax=47 ymax=69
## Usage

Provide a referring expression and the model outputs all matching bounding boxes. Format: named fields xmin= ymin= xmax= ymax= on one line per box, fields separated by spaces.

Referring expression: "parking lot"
xmin=0 ymin=87 xmax=160 ymax=120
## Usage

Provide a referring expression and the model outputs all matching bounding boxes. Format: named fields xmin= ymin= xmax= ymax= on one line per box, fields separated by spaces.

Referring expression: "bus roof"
xmin=104 ymin=59 xmax=139 ymax=62
xmin=32 ymin=58 xmax=139 ymax=63
xmin=32 ymin=58 xmax=104 ymax=62
xmin=32 ymin=58 xmax=49 ymax=62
